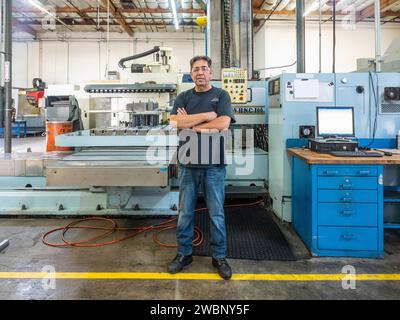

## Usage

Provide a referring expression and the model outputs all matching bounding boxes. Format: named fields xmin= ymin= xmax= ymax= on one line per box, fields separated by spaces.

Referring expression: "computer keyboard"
xmin=329 ymin=151 xmax=383 ymax=157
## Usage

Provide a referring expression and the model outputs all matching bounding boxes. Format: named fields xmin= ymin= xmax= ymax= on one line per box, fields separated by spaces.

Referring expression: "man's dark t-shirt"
xmin=171 ymin=87 xmax=236 ymax=168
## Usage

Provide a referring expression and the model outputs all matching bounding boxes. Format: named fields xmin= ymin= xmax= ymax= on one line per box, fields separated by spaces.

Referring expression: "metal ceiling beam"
xmin=134 ymin=0 xmax=154 ymax=32
xmin=100 ymin=0 xmax=134 ymax=36
xmin=253 ymin=8 xmax=400 ymax=17
xmin=13 ymin=6 xmax=206 ymax=14
xmin=253 ymin=9 xmax=294 ymax=14
xmin=64 ymin=3 xmax=105 ymax=32
xmin=255 ymin=9 xmax=376 ymax=16
xmin=356 ymin=0 xmax=399 ymax=22
xmin=14 ymin=6 xmax=400 ymax=17
xmin=12 ymin=2 xmax=400 ymax=33
xmin=156 ymin=0 xmax=166 ymax=32
xmin=18 ymin=6 xmax=384 ymax=17
xmin=254 ymin=0 xmax=284 ymax=33
xmin=16 ymin=19 xmax=198 ymax=27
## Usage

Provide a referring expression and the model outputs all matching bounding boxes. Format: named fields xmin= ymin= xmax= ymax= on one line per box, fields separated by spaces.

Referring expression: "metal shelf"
xmin=384 ymin=224 xmax=400 ymax=229
xmin=384 ymin=189 xmax=400 ymax=203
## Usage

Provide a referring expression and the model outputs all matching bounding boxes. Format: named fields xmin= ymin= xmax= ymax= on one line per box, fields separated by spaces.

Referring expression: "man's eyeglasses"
xmin=192 ymin=66 xmax=210 ymax=73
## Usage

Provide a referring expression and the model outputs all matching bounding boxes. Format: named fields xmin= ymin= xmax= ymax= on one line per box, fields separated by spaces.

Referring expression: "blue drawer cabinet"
xmin=292 ymin=158 xmax=384 ymax=258
xmin=318 ymin=227 xmax=378 ymax=251
xmin=318 ymin=189 xmax=378 ymax=203
xmin=318 ymin=203 xmax=378 ymax=227
xmin=318 ymin=177 xmax=377 ymax=190
xmin=317 ymin=167 xmax=377 ymax=177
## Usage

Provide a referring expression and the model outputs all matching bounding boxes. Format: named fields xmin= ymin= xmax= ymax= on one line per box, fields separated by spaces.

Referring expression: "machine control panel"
xmin=222 ymin=68 xmax=248 ymax=103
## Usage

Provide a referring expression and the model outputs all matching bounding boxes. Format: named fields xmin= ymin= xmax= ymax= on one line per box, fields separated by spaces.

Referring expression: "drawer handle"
xmin=340 ymin=184 xmax=353 ymax=189
xmin=341 ymin=197 xmax=353 ymax=202
xmin=357 ymin=170 xmax=371 ymax=176
xmin=340 ymin=210 xmax=355 ymax=216
xmin=325 ymin=170 xmax=339 ymax=175
xmin=340 ymin=233 xmax=355 ymax=241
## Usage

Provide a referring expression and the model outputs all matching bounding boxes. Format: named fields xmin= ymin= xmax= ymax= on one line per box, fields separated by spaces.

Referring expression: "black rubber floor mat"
xmin=192 ymin=205 xmax=296 ymax=261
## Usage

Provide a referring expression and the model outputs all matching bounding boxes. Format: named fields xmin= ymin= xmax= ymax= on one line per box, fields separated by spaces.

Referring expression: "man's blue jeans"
xmin=177 ymin=165 xmax=227 ymax=259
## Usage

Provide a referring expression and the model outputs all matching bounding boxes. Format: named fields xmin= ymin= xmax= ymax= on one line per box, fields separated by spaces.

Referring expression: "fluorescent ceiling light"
xmin=170 ymin=0 xmax=180 ymax=30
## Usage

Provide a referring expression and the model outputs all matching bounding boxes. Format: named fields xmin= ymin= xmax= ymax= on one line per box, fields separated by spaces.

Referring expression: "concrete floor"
xmin=0 ymin=137 xmax=399 ymax=300
xmin=0 ymin=217 xmax=399 ymax=300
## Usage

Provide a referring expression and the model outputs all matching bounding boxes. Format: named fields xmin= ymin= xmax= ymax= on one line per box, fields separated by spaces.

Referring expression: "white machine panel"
xmin=285 ymin=80 xmax=334 ymax=102
xmin=293 ymin=79 xmax=319 ymax=98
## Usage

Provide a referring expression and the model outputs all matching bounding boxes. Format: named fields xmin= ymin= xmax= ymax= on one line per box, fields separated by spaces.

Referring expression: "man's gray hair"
xmin=190 ymin=56 xmax=212 ymax=70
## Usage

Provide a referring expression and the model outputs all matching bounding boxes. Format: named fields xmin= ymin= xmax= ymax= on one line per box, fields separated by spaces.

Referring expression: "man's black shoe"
xmin=212 ymin=258 xmax=232 ymax=280
xmin=167 ymin=254 xmax=193 ymax=274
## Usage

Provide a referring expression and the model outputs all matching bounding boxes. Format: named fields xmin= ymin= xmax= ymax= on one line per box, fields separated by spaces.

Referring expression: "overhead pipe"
xmin=0 ymin=0 xmax=4 ymax=127
xmin=319 ymin=0 xmax=322 ymax=73
xmin=118 ymin=46 xmax=160 ymax=69
xmin=374 ymin=0 xmax=381 ymax=72
xmin=296 ymin=0 xmax=306 ymax=73
xmin=332 ymin=0 xmax=336 ymax=73
xmin=239 ymin=0 xmax=254 ymax=79
xmin=4 ymin=0 xmax=12 ymax=154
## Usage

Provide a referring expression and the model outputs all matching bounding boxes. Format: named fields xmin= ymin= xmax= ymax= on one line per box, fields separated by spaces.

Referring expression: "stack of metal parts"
xmin=118 ymin=101 xmax=160 ymax=127
xmin=127 ymin=101 xmax=159 ymax=112
xmin=121 ymin=114 xmax=159 ymax=127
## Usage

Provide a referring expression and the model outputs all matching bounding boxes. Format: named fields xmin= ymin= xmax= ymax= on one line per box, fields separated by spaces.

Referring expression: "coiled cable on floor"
xmin=42 ymin=198 xmax=265 ymax=249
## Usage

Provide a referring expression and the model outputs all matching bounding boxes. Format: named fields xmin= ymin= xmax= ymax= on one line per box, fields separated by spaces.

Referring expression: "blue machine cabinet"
xmin=290 ymin=151 xmax=384 ymax=258
xmin=0 ymin=120 xmax=27 ymax=138
xmin=268 ymin=73 xmax=400 ymax=223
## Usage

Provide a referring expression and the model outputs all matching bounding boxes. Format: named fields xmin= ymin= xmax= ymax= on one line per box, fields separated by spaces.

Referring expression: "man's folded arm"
xmin=193 ymin=116 xmax=231 ymax=132
xmin=169 ymin=112 xmax=217 ymax=129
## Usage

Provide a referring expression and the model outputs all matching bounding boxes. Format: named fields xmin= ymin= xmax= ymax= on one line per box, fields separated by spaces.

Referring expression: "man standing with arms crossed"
xmin=168 ymin=56 xmax=235 ymax=280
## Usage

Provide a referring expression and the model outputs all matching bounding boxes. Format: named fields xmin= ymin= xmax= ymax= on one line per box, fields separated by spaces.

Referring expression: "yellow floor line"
xmin=0 ymin=272 xmax=400 ymax=281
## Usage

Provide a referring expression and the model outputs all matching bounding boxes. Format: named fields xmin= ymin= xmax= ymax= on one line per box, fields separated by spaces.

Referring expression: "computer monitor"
xmin=316 ymin=107 xmax=355 ymax=138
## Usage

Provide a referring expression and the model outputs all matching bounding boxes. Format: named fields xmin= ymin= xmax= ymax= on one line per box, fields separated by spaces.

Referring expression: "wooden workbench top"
xmin=287 ymin=148 xmax=400 ymax=164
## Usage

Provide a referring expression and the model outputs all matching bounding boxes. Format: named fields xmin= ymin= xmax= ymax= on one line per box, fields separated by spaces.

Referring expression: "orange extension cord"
xmin=42 ymin=198 xmax=265 ymax=249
